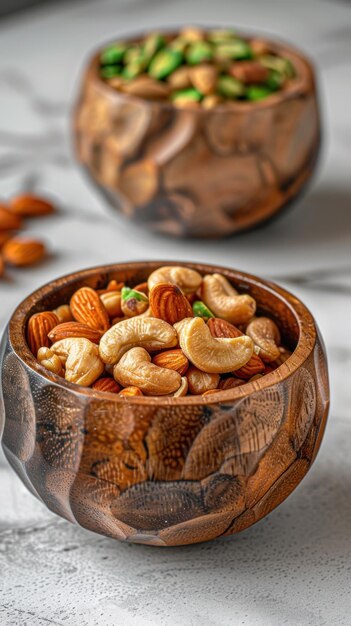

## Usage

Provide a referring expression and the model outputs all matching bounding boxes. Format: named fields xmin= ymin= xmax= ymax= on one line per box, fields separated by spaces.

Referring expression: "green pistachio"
xmin=121 ymin=287 xmax=148 ymax=302
xmin=149 ymin=48 xmax=183 ymax=80
xmin=259 ymin=55 xmax=295 ymax=79
xmin=217 ymin=75 xmax=245 ymax=99
xmin=246 ymin=85 xmax=274 ymax=101
xmin=265 ymin=69 xmax=285 ymax=91
xmin=100 ymin=43 xmax=126 ymax=66
xmin=215 ymin=39 xmax=253 ymax=60
xmin=143 ymin=32 xmax=166 ymax=64
xmin=171 ymin=87 xmax=202 ymax=103
xmin=169 ymin=37 xmax=189 ymax=53
xmin=100 ymin=65 xmax=122 ymax=79
xmin=186 ymin=41 xmax=213 ymax=65
xmin=124 ymin=45 xmax=141 ymax=64
xmin=193 ymin=301 xmax=215 ymax=320
xmin=122 ymin=59 xmax=145 ymax=80
xmin=121 ymin=287 xmax=149 ymax=317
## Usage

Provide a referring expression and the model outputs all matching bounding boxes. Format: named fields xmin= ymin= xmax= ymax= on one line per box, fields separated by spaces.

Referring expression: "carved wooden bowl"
xmin=0 ymin=262 xmax=329 ymax=546
xmin=73 ymin=32 xmax=321 ymax=237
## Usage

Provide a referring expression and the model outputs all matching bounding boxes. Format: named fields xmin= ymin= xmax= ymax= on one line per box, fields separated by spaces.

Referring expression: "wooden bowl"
xmin=73 ymin=32 xmax=321 ymax=238
xmin=0 ymin=262 xmax=329 ymax=546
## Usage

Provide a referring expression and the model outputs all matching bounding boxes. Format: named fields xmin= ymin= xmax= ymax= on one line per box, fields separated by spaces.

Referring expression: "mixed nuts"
xmin=99 ymin=27 xmax=296 ymax=107
xmin=28 ymin=265 xmax=291 ymax=397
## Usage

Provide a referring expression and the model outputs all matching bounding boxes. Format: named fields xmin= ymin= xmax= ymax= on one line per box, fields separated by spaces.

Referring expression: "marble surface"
xmin=0 ymin=1 xmax=350 ymax=624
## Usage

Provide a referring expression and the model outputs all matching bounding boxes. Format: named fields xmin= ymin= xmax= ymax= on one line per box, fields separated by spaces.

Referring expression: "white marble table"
xmin=0 ymin=1 xmax=350 ymax=624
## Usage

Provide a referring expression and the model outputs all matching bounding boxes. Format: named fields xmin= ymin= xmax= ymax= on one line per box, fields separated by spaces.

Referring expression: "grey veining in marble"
xmin=0 ymin=0 xmax=350 ymax=624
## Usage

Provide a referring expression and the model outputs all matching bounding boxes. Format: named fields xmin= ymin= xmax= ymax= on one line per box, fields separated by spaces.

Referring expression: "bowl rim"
xmin=6 ymin=260 xmax=317 ymax=406
xmin=87 ymin=26 xmax=316 ymax=114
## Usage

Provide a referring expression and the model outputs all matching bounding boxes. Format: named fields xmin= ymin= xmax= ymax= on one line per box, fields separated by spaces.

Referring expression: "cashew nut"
xmin=148 ymin=265 xmax=202 ymax=294
xmin=51 ymin=337 xmax=104 ymax=386
xmin=246 ymin=317 xmax=281 ymax=363
xmin=113 ymin=347 xmax=182 ymax=396
xmin=186 ymin=365 xmax=220 ymax=395
xmin=99 ymin=317 xmax=178 ymax=366
xmin=100 ymin=290 xmax=122 ymax=318
xmin=201 ymin=273 xmax=256 ymax=324
xmin=173 ymin=376 xmax=188 ymax=397
xmin=174 ymin=317 xmax=254 ymax=374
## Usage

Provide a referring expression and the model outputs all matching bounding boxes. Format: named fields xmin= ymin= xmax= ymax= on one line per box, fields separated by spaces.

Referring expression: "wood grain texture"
xmin=73 ymin=34 xmax=321 ymax=238
xmin=0 ymin=261 xmax=329 ymax=546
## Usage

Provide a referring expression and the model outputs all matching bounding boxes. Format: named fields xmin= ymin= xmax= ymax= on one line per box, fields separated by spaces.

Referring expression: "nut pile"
xmin=99 ymin=27 xmax=296 ymax=107
xmin=0 ymin=194 xmax=55 ymax=278
xmin=27 ymin=266 xmax=291 ymax=397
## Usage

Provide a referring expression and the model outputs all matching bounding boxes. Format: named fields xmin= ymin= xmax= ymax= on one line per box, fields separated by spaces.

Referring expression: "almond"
xmin=0 ymin=205 xmax=22 ymax=231
xmin=229 ymin=62 xmax=269 ymax=85
xmin=152 ymin=348 xmax=189 ymax=375
xmin=0 ymin=231 xmax=12 ymax=249
xmin=70 ymin=286 xmax=110 ymax=332
xmin=218 ymin=377 xmax=245 ymax=390
xmin=97 ymin=280 xmax=124 ymax=295
xmin=133 ymin=281 xmax=148 ymax=295
xmin=9 ymin=194 xmax=55 ymax=217
xmin=48 ymin=321 xmax=104 ymax=344
xmin=233 ymin=353 xmax=265 ymax=379
xmin=207 ymin=317 xmax=242 ymax=339
xmin=27 ymin=311 xmax=59 ymax=356
xmin=208 ymin=317 xmax=265 ymax=378
xmin=149 ymin=282 xmax=193 ymax=324
xmin=2 ymin=237 xmax=46 ymax=266
xmin=92 ymin=377 xmax=121 ymax=393
xmin=118 ymin=386 xmax=143 ymax=397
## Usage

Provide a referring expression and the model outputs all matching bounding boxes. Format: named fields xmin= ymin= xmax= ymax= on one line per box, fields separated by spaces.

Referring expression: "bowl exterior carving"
xmin=73 ymin=36 xmax=321 ymax=237
xmin=0 ymin=262 xmax=329 ymax=546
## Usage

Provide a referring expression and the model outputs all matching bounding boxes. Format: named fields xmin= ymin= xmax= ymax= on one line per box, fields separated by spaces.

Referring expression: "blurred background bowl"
xmin=73 ymin=31 xmax=321 ymax=238
xmin=0 ymin=261 xmax=329 ymax=545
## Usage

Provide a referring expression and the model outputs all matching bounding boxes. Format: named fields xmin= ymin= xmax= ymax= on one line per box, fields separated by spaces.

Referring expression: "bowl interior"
xmin=9 ymin=261 xmax=316 ymax=404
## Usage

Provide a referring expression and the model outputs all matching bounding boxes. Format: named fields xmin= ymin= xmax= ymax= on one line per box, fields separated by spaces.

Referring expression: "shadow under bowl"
xmin=0 ymin=261 xmax=329 ymax=546
xmin=73 ymin=31 xmax=321 ymax=238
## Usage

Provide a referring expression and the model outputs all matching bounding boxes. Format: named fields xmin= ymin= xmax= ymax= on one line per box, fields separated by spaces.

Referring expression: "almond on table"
xmin=0 ymin=192 xmax=56 ymax=279
xmin=9 ymin=194 xmax=55 ymax=217
xmin=27 ymin=265 xmax=292 ymax=397
xmin=0 ymin=205 xmax=22 ymax=231
xmin=3 ymin=237 xmax=46 ymax=267
xmin=0 ymin=231 xmax=12 ymax=249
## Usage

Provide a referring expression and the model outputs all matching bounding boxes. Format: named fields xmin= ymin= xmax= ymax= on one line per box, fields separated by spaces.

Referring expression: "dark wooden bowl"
xmin=73 ymin=32 xmax=321 ymax=238
xmin=0 ymin=261 xmax=329 ymax=546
